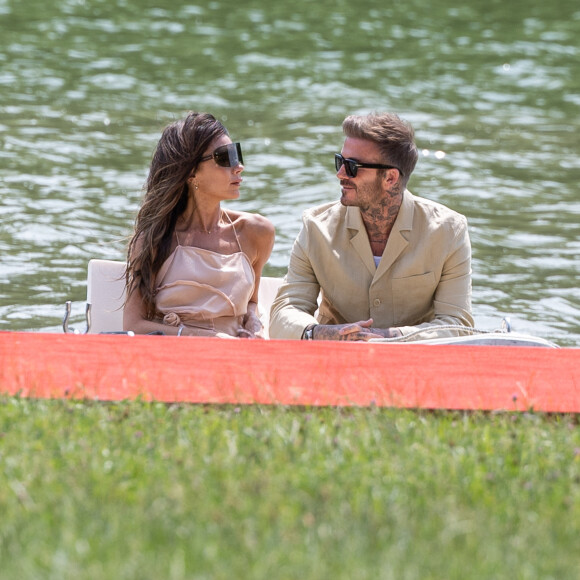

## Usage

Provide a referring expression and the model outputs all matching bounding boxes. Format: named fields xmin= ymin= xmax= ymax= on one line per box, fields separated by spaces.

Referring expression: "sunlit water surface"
xmin=1 ymin=0 xmax=579 ymax=346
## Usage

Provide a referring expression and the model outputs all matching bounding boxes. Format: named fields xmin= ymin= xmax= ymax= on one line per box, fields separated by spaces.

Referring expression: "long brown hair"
xmin=126 ymin=112 xmax=228 ymax=318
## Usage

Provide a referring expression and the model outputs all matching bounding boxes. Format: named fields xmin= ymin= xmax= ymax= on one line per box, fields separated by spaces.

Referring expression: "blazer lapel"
xmin=374 ymin=190 xmax=414 ymax=280
xmin=346 ymin=207 xmax=376 ymax=277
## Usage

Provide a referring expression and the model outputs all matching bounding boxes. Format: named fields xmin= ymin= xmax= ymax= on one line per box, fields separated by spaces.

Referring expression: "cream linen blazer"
xmin=269 ymin=190 xmax=473 ymax=340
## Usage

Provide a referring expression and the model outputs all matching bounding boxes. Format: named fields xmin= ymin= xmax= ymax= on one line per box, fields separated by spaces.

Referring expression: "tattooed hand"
xmin=313 ymin=319 xmax=387 ymax=341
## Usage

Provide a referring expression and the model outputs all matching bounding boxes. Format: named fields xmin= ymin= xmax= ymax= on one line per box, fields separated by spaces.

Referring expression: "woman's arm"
xmin=123 ymin=285 xmax=228 ymax=337
xmin=237 ymin=212 xmax=275 ymax=338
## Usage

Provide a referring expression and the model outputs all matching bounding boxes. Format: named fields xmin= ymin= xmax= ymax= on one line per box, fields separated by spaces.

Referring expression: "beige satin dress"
xmin=154 ymin=221 xmax=255 ymax=337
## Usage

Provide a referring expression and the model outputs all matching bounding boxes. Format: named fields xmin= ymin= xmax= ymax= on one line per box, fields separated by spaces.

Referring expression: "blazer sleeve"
xmin=269 ymin=221 xmax=320 ymax=340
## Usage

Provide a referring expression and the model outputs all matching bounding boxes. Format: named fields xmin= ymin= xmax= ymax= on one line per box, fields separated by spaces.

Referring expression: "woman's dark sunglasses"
xmin=200 ymin=142 xmax=243 ymax=168
xmin=335 ymin=153 xmax=403 ymax=178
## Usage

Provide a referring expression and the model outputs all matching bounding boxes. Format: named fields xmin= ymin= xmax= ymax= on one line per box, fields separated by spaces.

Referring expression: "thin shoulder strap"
xmin=175 ymin=230 xmax=181 ymax=246
xmin=223 ymin=210 xmax=243 ymax=253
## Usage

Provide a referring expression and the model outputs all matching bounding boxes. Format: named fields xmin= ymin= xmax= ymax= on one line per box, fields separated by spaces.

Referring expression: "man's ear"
xmin=383 ymin=168 xmax=400 ymax=187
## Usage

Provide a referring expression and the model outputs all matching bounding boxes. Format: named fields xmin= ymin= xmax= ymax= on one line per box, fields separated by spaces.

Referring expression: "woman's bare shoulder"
xmin=226 ymin=209 xmax=275 ymax=238
xmin=226 ymin=210 xmax=275 ymax=264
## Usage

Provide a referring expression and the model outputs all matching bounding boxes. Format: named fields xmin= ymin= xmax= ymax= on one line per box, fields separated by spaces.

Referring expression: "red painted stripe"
xmin=1 ymin=332 xmax=579 ymax=412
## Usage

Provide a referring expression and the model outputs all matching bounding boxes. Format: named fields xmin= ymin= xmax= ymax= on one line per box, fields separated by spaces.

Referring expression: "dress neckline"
xmin=174 ymin=210 xmax=244 ymax=255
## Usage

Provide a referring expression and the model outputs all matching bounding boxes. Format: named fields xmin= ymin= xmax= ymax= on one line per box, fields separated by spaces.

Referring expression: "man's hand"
xmin=313 ymin=319 xmax=386 ymax=341
xmin=369 ymin=326 xmax=403 ymax=339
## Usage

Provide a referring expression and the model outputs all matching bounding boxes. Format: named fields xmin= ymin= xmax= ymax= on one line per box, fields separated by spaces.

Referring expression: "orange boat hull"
xmin=1 ymin=332 xmax=579 ymax=413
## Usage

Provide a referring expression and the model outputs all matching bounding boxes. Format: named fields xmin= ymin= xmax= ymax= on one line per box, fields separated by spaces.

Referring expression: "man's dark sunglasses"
xmin=335 ymin=153 xmax=403 ymax=178
xmin=200 ymin=142 xmax=243 ymax=168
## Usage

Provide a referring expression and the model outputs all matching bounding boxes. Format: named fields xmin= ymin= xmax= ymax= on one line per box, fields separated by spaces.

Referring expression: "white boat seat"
xmin=86 ymin=259 xmax=283 ymax=337
xmin=86 ymin=260 xmax=126 ymax=334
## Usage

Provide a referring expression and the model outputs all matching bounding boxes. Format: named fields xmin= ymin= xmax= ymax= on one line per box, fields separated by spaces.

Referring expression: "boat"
xmin=63 ymin=260 xmax=559 ymax=347
xmin=1 ymin=260 xmax=579 ymax=413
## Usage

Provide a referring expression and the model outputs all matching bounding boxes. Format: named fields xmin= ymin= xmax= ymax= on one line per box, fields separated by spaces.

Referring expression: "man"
xmin=269 ymin=112 xmax=473 ymax=341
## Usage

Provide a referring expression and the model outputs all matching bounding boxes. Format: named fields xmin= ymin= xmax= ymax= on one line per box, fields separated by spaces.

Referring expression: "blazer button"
xmin=373 ymin=298 xmax=381 ymax=307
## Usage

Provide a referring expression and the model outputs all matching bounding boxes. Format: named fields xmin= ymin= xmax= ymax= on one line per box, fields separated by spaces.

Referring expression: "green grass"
xmin=1 ymin=397 xmax=580 ymax=579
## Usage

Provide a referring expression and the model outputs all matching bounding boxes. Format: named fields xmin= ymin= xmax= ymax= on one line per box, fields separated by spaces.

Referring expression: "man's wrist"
xmin=302 ymin=324 xmax=317 ymax=340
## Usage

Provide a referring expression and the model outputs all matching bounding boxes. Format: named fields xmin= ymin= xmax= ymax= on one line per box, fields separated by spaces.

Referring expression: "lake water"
xmin=1 ymin=0 xmax=579 ymax=346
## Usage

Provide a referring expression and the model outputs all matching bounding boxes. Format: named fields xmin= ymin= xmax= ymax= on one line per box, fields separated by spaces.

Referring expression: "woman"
xmin=124 ymin=112 xmax=275 ymax=338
